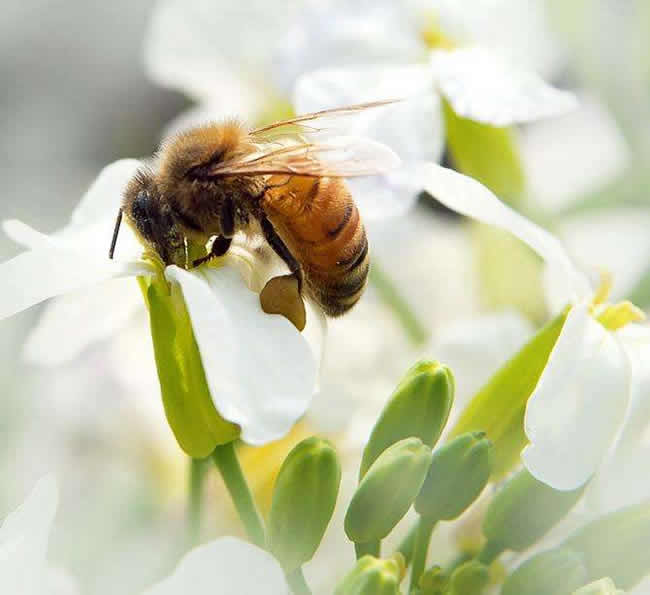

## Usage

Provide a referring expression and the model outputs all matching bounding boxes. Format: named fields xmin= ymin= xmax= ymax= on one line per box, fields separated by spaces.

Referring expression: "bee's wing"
xmin=206 ymin=136 xmax=400 ymax=178
xmin=249 ymin=100 xmax=400 ymax=140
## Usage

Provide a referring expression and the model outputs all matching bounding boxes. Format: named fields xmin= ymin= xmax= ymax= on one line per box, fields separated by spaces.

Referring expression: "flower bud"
xmin=144 ymin=276 xmax=239 ymax=457
xmin=418 ymin=566 xmax=447 ymax=595
xmin=572 ymin=578 xmax=623 ymax=595
xmin=345 ymin=438 xmax=432 ymax=543
xmin=415 ymin=432 xmax=492 ymax=521
xmin=445 ymin=561 xmax=489 ymax=595
xmin=360 ymin=361 xmax=454 ymax=479
xmin=482 ymin=469 xmax=584 ymax=556
xmin=563 ymin=499 xmax=650 ymax=590
xmin=501 ymin=548 xmax=588 ymax=595
xmin=334 ymin=555 xmax=404 ymax=595
xmin=267 ymin=437 xmax=341 ymax=572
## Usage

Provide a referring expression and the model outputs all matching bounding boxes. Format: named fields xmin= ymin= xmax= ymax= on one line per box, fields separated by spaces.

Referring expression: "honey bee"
xmin=109 ymin=101 xmax=399 ymax=330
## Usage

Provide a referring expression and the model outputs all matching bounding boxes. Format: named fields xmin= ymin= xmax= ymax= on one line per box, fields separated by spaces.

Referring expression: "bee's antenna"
xmin=109 ymin=208 xmax=123 ymax=259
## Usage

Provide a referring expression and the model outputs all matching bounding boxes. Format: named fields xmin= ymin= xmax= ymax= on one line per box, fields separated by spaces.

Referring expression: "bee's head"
xmin=119 ymin=169 xmax=184 ymax=266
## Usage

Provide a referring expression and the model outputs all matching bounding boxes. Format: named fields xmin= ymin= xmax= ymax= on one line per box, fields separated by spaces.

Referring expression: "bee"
xmin=109 ymin=101 xmax=400 ymax=330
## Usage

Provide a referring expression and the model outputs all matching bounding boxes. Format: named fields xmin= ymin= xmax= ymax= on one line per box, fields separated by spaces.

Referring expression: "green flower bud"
xmin=334 ymin=555 xmax=404 ymax=595
xmin=360 ymin=361 xmax=454 ymax=479
xmin=418 ymin=566 xmax=447 ymax=595
xmin=267 ymin=437 xmax=341 ymax=573
xmin=501 ymin=548 xmax=588 ymax=595
xmin=415 ymin=432 xmax=492 ymax=521
xmin=572 ymin=578 xmax=623 ymax=595
xmin=345 ymin=438 xmax=432 ymax=543
xmin=482 ymin=469 xmax=584 ymax=557
xmin=142 ymin=275 xmax=239 ymax=457
xmin=445 ymin=561 xmax=489 ymax=595
xmin=563 ymin=499 xmax=650 ymax=590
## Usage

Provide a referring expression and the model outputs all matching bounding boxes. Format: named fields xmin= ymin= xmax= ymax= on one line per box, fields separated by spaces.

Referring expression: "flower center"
xmin=590 ymin=273 xmax=646 ymax=331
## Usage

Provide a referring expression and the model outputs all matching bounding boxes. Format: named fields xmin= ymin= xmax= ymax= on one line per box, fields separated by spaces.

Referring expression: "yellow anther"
xmin=420 ymin=15 xmax=456 ymax=50
xmin=598 ymin=301 xmax=646 ymax=331
xmin=592 ymin=271 xmax=614 ymax=306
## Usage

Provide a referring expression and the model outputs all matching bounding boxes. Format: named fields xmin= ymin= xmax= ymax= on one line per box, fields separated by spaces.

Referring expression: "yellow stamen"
xmin=420 ymin=15 xmax=456 ymax=50
xmin=592 ymin=271 xmax=613 ymax=306
xmin=597 ymin=301 xmax=646 ymax=331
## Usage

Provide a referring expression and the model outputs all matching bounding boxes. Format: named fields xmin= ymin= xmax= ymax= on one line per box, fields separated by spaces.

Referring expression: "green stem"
xmin=287 ymin=568 xmax=312 ymax=595
xmin=369 ymin=262 xmax=428 ymax=346
xmin=355 ymin=540 xmax=380 ymax=559
xmin=212 ymin=442 xmax=266 ymax=548
xmin=410 ymin=517 xmax=436 ymax=592
xmin=188 ymin=457 xmax=207 ymax=544
xmin=476 ymin=540 xmax=504 ymax=565
xmin=396 ymin=524 xmax=418 ymax=566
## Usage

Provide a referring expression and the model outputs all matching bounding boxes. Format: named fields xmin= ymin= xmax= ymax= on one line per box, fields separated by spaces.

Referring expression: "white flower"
xmin=0 ymin=159 xmax=317 ymax=446
xmin=146 ymin=0 xmax=576 ymax=218
xmin=417 ymin=161 xmax=649 ymax=492
xmin=0 ymin=475 xmax=78 ymax=595
xmin=143 ymin=537 xmax=288 ymax=595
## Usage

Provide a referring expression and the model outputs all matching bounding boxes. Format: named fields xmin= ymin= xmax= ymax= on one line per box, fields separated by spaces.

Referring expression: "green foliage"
xmin=334 ymin=555 xmax=404 ymax=595
xmin=442 ymin=100 xmax=525 ymax=204
xmin=501 ymin=548 xmax=588 ymax=595
xmin=449 ymin=312 xmax=567 ymax=477
xmin=268 ymin=437 xmax=341 ymax=573
xmin=140 ymin=275 xmax=238 ymax=457
xmin=360 ymin=361 xmax=454 ymax=479
xmin=418 ymin=566 xmax=447 ymax=594
xmin=415 ymin=432 xmax=492 ymax=522
xmin=482 ymin=469 xmax=585 ymax=555
xmin=345 ymin=438 xmax=432 ymax=543
xmin=563 ymin=499 xmax=650 ymax=590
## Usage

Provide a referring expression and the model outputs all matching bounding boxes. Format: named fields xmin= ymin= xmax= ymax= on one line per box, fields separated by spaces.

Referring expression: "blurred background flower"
xmin=1 ymin=0 xmax=649 ymax=593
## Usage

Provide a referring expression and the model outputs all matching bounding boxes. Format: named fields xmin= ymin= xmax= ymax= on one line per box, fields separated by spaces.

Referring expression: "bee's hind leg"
xmin=259 ymin=217 xmax=306 ymax=331
xmin=192 ymin=236 xmax=232 ymax=267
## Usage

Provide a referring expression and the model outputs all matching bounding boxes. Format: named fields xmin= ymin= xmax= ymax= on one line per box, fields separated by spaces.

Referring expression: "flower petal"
xmin=142 ymin=537 xmax=288 ymax=595
xmin=293 ymin=64 xmax=443 ymax=162
xmin=144 ymin=0 xmax=291 ymax=114
xmin=0 ymin=245 xmax=144 ymax=322
xmin=522 ymin=303 xmax=630 ymax=490
xmin=70 ymin=159 xmax=142 ymax=226
xmin=23 ymin=278 xmax=142 ymax=366
xmin=585 ymin=324 xmax=650 ymax=513
xmin=165 ymin=265 xmax=317 ymax=445
xmin=274 ymin=0 xmax=424 ymax=91
xmin=431 ymin=47 xmax=577 ymax=126
xmin=418 ymin=162 xmax=592 ymax=301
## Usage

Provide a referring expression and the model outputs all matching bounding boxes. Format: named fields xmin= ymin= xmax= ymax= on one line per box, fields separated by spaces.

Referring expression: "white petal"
xmin=522 ymin=303 xmax=630 ymax=490
xmin=23 ymin=278 xmax=142 ymax=366
xmin=165 ymin=266 xmax=317 ymax=445
xmin=586 ymin=324 xmax=650 ymax=513
xmin=293 ymin=64 xmax=444 ymax=163
xmin=142 ymin=537 xmax=288 ymax=595
xmin=0 ymin=475 xmax=59 ymax=595
xmin=0 ymin=247 xmax=144 ymax=322
xmin=144 ymin=0 xmax=290 ymax=115
xmin=70 ymin=159 xmax=142 ymax=226
xmin=431 ymin=47 xmax=577 ymax=126
xmin=521 ymin=97 xmax=629 ymax=212
xmin=418 ymin=162 xmax=592 ymax=301
xmin=274 ymin=0 xmax=424 ymax=91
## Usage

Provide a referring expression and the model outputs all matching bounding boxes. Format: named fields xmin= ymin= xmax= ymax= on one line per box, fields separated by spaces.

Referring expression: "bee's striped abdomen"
xmin=263 ymin=176 xmax=369 ymax=316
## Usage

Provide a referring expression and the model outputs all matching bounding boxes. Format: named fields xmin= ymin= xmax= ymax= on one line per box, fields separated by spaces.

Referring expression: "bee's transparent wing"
xmin=248 ymin=100 xmax=400 ymax=141
xmin=206 ymin=136 xmax=400 ymax=178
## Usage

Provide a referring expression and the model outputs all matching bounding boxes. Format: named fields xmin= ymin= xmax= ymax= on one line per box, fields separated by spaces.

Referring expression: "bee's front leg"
xmin=192 ymin=236 xmax=232 ymax=267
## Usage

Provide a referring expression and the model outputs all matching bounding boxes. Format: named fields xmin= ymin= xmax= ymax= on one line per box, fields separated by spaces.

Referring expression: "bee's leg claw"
xmin=192 ymin=236 xmax=232 ymax=267
xmin=260 ymin=273 xmax=306 ymax=331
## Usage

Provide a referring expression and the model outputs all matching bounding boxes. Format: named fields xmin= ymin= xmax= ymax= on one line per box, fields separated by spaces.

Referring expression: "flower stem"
xmin=396 ymin=524 xmax=418 ymax=565
xmin=355 ymin=540 xmax=380 ymax=559
xmin=287 ymin=568 xmax=312 ymax=595
xmin=188 ymin=457 xmax=207 ymax=545
xmin=212 ymin=442 xmax=266 ymax=548
xmin=476 ymin=540 xmax=504 ymax=565
xmin=369 ymin=262 xmax=428 ymax=346
xmin=409 ymin=517 xmax=436 ymax=592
